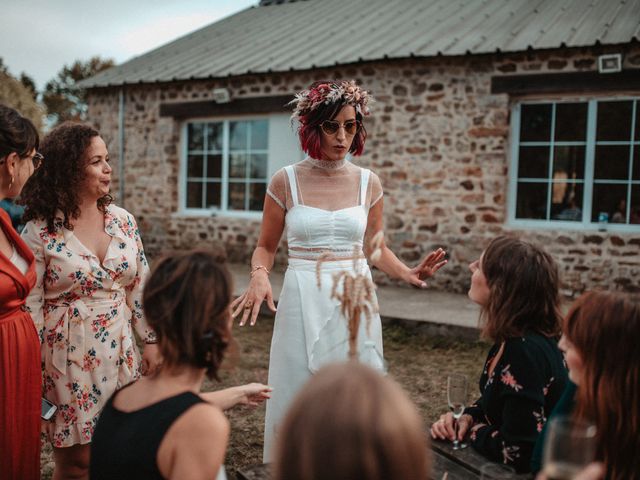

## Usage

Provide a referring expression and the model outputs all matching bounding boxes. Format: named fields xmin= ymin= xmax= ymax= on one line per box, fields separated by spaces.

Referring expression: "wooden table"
xmin=431 ymin=440 xmax=533 ymax=479
xmin=237 ymin=441 xmax=533 ymax=479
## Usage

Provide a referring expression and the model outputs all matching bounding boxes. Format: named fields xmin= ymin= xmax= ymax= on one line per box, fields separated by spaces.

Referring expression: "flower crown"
xmin=289 ymin=80 xmax=373 ymax=122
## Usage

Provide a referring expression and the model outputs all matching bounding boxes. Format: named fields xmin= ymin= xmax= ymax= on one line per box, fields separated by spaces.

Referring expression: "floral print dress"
xmin=464 ymin=333 xmax=568 ymax=473
xmin=21 ymin=205 xmax=156 ymax=447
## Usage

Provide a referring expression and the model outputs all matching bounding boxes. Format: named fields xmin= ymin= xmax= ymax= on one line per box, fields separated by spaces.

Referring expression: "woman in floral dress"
xmin=20 ymin=122 xmax=160 ymax=480
xmin=430 ymin=236 xmax=568 ymax=473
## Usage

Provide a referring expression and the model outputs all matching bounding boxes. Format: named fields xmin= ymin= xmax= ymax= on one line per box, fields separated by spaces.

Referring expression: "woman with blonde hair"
xmin=273 ymin=362 xmax=431 ymax=480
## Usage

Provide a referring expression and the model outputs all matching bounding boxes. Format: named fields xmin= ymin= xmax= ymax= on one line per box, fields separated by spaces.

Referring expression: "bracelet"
xmin=250 ymin=265 xmax=270 ymax=277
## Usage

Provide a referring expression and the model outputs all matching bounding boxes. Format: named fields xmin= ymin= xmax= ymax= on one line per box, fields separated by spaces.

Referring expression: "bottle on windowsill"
xmin=597 ymin=212 xmax=608 ymax=232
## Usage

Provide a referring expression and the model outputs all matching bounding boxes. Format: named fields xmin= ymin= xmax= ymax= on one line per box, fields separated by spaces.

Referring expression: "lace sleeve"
xmin=266 ymin=168 xmax=289 ymax=211
xmin=368 ymin=170 xmax=384 ymax=208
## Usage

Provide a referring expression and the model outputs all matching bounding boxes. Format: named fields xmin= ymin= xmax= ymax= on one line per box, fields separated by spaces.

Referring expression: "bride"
xmin=230 ymin=80 xmax=447 ymax=460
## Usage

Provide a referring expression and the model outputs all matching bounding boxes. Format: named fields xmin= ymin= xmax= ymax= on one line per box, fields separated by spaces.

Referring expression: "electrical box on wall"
xmin=212 ymin=88 xmax=231 ymax=103
xmin=598 ymin=54 xmax=622 ymax=73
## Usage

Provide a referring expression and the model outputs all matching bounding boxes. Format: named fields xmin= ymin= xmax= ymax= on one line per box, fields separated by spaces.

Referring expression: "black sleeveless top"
xmin=90 ymin=386 xmax=205 ymax=480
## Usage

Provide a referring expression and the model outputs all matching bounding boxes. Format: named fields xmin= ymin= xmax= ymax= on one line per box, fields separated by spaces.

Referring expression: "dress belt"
xmin=0 ymin=303 xmax=29 ymax=322
xmin=45 ymin=294 xmax=126 ymax=375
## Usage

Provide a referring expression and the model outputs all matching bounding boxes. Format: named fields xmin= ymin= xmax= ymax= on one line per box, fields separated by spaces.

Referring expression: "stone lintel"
xmin=159 ymin=94 xmax=291 ymax=119
xmin=491 ymin=69 xmax=640 ymax=95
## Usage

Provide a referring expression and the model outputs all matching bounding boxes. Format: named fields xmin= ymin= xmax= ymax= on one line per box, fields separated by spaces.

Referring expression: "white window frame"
xmin=507 ymin=96 xmax=640 ymax=232
xmin=178 ymin=114 xmax=269 ymax=219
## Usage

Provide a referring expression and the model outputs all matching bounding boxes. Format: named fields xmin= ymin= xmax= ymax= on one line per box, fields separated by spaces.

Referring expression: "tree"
xmin=43 ymin=56 xmax=114 ymax=125
xmin=19 ymin=73 xmax=38 ymax=101
xmin=0 ymin=60 xmax=44 ymax=131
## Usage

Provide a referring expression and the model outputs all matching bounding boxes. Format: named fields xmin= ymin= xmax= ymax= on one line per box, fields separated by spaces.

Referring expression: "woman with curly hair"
xmin=430 ymin=236 xmax=568 ymax=473
xmin=230 ymin=80 xmax=447 ymax=460
xmin=0 ymin=104 xmax=42 ymax=480
xmin=20 ymin=122 xmax=160 ymax=480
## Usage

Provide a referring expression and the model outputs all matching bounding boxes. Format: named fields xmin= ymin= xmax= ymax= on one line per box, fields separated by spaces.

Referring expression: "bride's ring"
xmin=244 ymin=301 xmax=253 ymax=310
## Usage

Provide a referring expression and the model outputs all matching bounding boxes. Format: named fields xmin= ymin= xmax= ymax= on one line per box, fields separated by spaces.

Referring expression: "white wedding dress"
xmin=263 ymin=158 xmax=385 ymax=461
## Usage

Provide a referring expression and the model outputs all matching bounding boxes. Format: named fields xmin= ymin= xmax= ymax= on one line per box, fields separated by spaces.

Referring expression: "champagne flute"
xmin=542 ymin=415 xmax=597 ymax=480
xmin=447 ymin=374 xmax=468 ymax=450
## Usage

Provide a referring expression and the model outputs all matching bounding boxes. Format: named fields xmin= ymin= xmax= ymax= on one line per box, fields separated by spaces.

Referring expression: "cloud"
xmin=0 ymin=0 xmax=255 ymax=89
xmin=111 ymin=13 xmax=227 ymax=60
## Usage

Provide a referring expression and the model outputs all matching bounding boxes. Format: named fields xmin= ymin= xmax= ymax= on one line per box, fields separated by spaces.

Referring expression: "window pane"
xmin=205 ymin=182 xmax=221 ymax=208
xmin=516 ymin=182 xmax=548 ymax=219
xmin=187 ymin=155 xmax=204 ymax=178
xmin=186 ymin=182 xmax=203 ymax=208
xmin=188 ymin=124 xmax=204 ymax=151
xmin=551 ymin=183 xmax=583 ymax=221
xmin=518 ymin=146 xmax=550 ymax=179
xmin=594 ymin=145 xmax=631 ymax=180
xmin=635 ymin=100 xmax=640 ymax=141
xmin=631 ymin=185 xmax=640 ymax=224
xmin=634 ymin=146 xmax=640 ymax=181
xmin=249 ymin=182 xmax=266 ymax=211
xmin=229 ymin=154 xmax=247 ymax=178
xmin=520 ymin=104 xmax=552 ymax=142
xmin=555 ymin=103 xmax=587 ymax=142
xmin=206 ymin=154 xmax=222 ymax=179
xmin=229 ymin=122 xmax=248 ymax=151
xmin=249 ymin=154 xmax=268 ymax=179
xmin=206 ymin=123 xmax=223 ymax=151
xmin=591 ymin=183 xmax=628 ymax=223
xmin=553 ymin=146 xmax=585 ymax=180
xmin=251 ymin=120 xmax=268 ymax=150
xmin=228 ymin=182 xmax=246 ymax=210
xmin=596 ymin=101 xmax=633 ymax=141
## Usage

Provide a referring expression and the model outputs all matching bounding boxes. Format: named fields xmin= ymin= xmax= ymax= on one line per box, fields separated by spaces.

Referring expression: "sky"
xmin=0 ymin=0 xmax=257 ymax=90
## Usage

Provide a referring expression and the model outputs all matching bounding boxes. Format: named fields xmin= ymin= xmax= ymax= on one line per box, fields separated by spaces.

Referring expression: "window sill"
xmin=173 ymin=209 xmax=263 ymax=221
xmin=506 ymin=219 xmax=640 ymax=234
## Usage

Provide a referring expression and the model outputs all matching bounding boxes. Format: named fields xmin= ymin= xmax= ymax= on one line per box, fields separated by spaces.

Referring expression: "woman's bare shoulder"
xmin=158 ymin=402 xmax=229 ymax=479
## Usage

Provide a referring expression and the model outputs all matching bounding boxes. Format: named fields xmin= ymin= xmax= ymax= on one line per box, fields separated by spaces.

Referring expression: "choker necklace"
xmin=307 ymin=157 xmax=347 ymax=170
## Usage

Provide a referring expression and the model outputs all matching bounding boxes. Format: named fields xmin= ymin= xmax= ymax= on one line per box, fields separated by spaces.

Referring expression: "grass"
xmin=40 ymin=318 xmax=488 ymax=479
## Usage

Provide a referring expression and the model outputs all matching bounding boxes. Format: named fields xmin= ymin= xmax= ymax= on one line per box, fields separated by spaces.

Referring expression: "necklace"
xmin=307 ymin=157 xmax=347 ymax=170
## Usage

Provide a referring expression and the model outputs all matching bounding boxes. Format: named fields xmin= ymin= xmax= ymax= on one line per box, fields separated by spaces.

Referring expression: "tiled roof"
xmin=82 ymin=0 xmax=640 ymax=88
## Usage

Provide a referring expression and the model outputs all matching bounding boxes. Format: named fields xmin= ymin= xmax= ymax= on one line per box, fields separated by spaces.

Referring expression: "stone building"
xmin=82 ymin=0 xmax=640 ymax=296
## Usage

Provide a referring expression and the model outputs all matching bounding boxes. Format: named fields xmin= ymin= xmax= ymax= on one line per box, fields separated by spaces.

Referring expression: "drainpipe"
xmin=118 ymin=87 xmax=125 ymax=208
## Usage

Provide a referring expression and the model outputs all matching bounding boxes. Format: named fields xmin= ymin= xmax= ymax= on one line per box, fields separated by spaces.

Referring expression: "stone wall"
xmin=86 ymin=44 xmax=640 ymax=297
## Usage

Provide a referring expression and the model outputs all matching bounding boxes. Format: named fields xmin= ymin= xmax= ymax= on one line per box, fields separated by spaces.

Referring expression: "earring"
xmin=9 ymin=176 xmax=14 ymax=189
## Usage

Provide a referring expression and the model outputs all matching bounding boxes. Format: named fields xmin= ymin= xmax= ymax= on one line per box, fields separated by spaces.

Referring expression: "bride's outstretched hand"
xmin=230 ymin=271 xmax=276 ymax=326
xmin=406 ymin=248 xmax=447 ymax=288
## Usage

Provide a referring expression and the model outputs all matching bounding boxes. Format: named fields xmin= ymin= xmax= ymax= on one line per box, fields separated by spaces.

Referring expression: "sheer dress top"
xmin=266 ymin=158 xmax=383 ymax=260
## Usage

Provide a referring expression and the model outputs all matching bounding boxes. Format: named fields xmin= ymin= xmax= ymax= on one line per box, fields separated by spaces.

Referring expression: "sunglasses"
xmin=319 ymin=120 xmax=360 ymax=136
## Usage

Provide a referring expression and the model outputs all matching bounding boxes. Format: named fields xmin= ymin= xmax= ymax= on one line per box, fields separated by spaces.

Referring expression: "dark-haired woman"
xmin=430 ymin=236 xmax=568 ymax=473
xmin=90 ymin=250 xmax=270 ymax=480
xmin=533 ymin=291 xmax=640 ymax=479
xmin=20 ymin=122 xmax=160 ymax=479
xmin=229 ymin=80 xmax=447 ymax=460
xmin=0 ymin=104 xmax=41 ymax=480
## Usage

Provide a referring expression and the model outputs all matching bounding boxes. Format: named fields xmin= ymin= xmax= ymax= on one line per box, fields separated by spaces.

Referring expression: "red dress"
xmin=0 ymin=209 xmax=40 ymax=480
